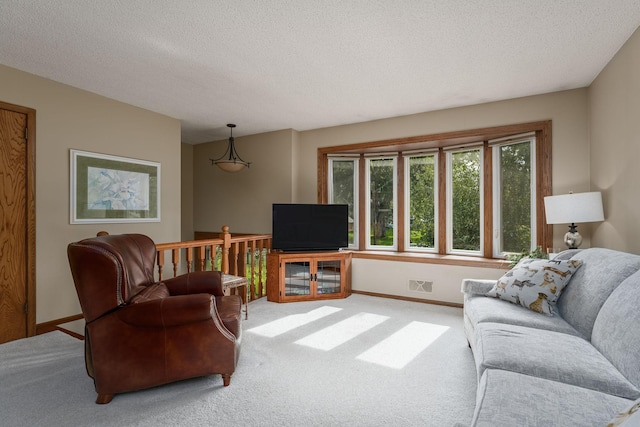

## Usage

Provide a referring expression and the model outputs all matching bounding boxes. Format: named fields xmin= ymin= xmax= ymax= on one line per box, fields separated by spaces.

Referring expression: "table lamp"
xmin=544 ymin=191 xmax=604 ymax=249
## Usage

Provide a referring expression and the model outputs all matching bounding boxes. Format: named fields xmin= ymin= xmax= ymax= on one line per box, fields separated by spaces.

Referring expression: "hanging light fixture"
xmin=210 ymin=124 xmax=250 ymax=172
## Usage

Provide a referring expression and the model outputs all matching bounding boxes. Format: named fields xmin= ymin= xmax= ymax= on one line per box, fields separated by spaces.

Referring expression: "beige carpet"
xmin=0 ymin=294 xmax=476 ymax=426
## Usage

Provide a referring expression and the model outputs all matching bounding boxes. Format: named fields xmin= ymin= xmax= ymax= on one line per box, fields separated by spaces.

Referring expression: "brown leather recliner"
xmin=67 ymin=233 xmax=242 ymax=404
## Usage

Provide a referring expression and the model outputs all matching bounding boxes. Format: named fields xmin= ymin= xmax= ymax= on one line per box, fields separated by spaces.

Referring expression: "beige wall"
xmin=181 ymin=143 xmax=194 ymax=241
xmin=4 ymin=23 xmax=636 ymax=319
xmin=353 ymin=259 xmax=506 ymax=303
xmin=199 ymin=90 xmax=591 ymax=240
xmin=0 ymin=65 xmax=182 ymax=324
xmin=298 ymin=89 xmax=591 ymax=216
xmin=191 ymin=128 xmax=295 ymax=235
xmin=589 ymin=27 xmax=640 ymax=253
xmin=298 ymin=90 xmax=590 ymax=303
xmin=196 ymin=89 xmax=590 ymax=304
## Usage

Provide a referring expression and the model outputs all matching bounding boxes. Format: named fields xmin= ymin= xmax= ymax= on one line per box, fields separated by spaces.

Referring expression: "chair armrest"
xmin=117 ymin=294 xmax=214 ymax=327
xmin=163 ymin=270 xmax=223 ymax=296
xmin=461 ymin=279 xmax=497 ymax=295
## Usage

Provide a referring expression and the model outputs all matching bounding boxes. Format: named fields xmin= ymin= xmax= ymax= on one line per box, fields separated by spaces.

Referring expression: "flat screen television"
xmin=272 ymin=203 xmax=349 ymax=252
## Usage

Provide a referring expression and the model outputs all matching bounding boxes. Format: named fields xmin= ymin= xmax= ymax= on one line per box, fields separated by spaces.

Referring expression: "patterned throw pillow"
xmin=485 ymin=257 xmax=582 ymax=315
xmin=606 ymin=398 xmax=640 ymax=427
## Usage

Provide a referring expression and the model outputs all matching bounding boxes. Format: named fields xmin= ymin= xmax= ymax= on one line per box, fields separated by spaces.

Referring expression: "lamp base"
xmin=563 ymin=223 xmax=582 ymax=249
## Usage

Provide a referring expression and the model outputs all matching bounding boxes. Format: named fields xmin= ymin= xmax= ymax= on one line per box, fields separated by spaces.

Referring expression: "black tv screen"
xmin=272 ymin=203 xmax=349 ymax=252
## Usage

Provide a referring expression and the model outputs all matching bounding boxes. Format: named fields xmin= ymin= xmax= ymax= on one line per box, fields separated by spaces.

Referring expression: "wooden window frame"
xmin=445 ymin=145 xmax=484 ymax=256
xmin=318 ymin=120 xmax=552 ymax=260
xmin=404 ymin=152 xmax=439 ymax=253
xmin=491 ymin=135 xmax=537 ymax=257
xmin=327 ymin=156 xmax=360 ymax=249
xmin=364 ymin=155 xmax=398 ymax=250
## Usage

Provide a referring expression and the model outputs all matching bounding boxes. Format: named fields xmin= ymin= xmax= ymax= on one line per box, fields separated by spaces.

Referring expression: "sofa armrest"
xmin=163 ymin=270 xmax=223 ymax=296
xmin=461 ymin=279 xmax=497 ymax=295
xmin=117 ymin=294 xmax=214 ymax=327
xmin=553 ymin=249 xmax=583 ymax=260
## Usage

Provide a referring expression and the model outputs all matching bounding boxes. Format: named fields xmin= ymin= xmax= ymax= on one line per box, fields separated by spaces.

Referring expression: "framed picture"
xmin=70 ymin=150 xmax=160 ymax=224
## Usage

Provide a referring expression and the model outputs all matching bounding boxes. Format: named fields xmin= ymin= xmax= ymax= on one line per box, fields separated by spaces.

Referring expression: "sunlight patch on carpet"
xmin=295 ymin=312 xmax=389 ymax=350
xmin=247 ymin=306 xmax=342 ymax=337
xmin=356 ymin=321 xmax=449 ymax=369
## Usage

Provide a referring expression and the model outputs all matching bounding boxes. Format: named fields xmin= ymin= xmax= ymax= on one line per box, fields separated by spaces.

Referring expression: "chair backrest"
xmin=68 ymin=234 xmax=157 ymax=323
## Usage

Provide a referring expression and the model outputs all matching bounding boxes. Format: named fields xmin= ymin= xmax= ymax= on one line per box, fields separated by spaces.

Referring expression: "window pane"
xmin=330 ymin=160 xmax=356 ymax=246
xmin=499 ymin=141 xmax=532 ymax=253
xmin=451 ymin=150 xmax=481 ymax=251
xmin=369 ymin=158 xmax=394 ymax=247
xmin=408 ymin=155 xmax=436 ymax=249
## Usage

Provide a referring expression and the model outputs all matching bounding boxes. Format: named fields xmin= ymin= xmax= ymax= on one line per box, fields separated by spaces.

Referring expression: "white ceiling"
xmin=1 ymin=1 xmax=639 ymax=144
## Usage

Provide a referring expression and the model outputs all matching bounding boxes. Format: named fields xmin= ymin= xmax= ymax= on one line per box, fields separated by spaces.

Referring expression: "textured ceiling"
xmin=1 ymin=1 xmax=639 ymax=144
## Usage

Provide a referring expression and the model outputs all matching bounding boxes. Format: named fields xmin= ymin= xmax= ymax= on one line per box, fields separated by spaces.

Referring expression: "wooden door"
xmin=0 ymin=102 xmax=36 ymax=344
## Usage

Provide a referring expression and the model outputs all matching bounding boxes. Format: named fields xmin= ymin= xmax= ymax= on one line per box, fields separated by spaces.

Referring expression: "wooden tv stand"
xmin=266 ymin=251 xmax=352 ymax=303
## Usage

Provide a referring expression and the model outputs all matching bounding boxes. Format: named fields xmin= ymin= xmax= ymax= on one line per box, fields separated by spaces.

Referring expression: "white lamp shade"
xmin=544 ymin=192 xmax=604 ymax=224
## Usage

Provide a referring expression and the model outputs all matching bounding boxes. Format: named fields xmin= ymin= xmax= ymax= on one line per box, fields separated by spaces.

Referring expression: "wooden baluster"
xmin=252 ymin=241 xmax=259 ymax=300
xmin=255 ymin=241 xmax=261 ymax=299
xmin=258 ymin=240 xmax=266 ymax=298
xmin=220 ymin=226 xmax=231 ymax=274
xmin=186 ymin=247 xmax=193 ymax=273
xmin=172 ymin=249 xmax=179 ymax=278
xmin=157 ymin=250 xmax=165 ymax=281
xmin=212 ymin=244 xmax=219 ymax=271
xmin=238 ymin=241 xmax=247 ymax=278
xmin=263 ymin=244 xmax=268 ymax=297
xmin=249 ymin=240 xmax=256 ymax=301
xmin=229 ymin=243 xmax=236 ymax=275
xmin=196 ymin=246 xmax=207 ymax=271
xmin=233 ymin=243 xmax=241 ymax=276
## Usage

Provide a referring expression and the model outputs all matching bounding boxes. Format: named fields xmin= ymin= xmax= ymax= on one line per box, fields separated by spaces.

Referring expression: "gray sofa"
xmin=462 ymin=247 xmax=640 ymax=426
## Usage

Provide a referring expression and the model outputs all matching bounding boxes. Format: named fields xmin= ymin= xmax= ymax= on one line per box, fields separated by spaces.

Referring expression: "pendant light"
xmin=210 ymin=124 xmax=250 ymax=172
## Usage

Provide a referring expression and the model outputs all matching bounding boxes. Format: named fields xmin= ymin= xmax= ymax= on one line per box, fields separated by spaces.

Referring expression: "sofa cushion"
xmin=464 ymin=294 xmax=583 ymax=338
xmin=471 ymin=369 xmax=634 ymax=427
xmin=485 ymin=258 xmax=582 ymax=315
xmin=474 ymin=322 xmax=640 ymax=399
xmin=557 ymin=248 xmax=640 ymax=339
xmin=592 ymin=270 xmax=640 ymax=390
xmin=463 ymin=311 xmax=476 ymax=346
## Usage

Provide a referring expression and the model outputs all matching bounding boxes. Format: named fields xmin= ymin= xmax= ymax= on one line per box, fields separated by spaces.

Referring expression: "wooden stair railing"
xmin=155 ymin=226 xmax=272 ymax=302
xmin=95 ymin=226 xmax=272 ymax=302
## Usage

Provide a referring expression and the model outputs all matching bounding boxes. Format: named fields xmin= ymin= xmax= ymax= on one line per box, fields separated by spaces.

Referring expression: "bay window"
xmin=319 ymin=121 xmax=552 ymax=260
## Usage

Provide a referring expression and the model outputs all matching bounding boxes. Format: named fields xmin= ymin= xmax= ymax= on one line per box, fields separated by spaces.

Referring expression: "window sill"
xmin=351 ymin=250 xmax=510 ymax=269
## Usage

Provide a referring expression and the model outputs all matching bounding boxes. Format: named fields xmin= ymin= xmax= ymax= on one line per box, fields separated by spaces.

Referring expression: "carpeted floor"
xmin=0 ymin=294 xmax=476 ymax=426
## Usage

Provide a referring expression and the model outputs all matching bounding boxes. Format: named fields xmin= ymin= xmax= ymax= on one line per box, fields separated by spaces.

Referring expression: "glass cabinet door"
xmin=284 ymin=261 xmax=311 ymax=296
xmin=316 ymin=260 xmax=342 ymax=295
